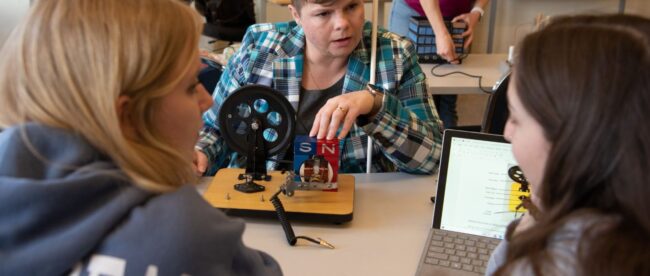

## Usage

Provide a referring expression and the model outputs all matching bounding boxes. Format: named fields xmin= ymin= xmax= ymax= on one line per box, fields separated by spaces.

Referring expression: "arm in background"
xmin=419 ymin=0 xmax=458 ymax=63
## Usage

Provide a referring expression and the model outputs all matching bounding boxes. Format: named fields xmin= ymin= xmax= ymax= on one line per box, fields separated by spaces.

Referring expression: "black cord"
xmin=269 ymin=190 xmax=297 ymax=245
xmin=269 ymin=189 xmax=334 ymax=248
xmin=429 ymin=53 xmax=494 ymax=94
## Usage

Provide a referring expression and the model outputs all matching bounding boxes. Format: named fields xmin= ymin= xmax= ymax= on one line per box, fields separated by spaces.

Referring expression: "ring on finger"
xmin=337 ymin=106 xmax=348 ymax=113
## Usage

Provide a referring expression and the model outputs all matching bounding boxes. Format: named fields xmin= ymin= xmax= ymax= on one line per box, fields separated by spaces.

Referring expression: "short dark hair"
xmin=291 ymin=0 xmax=338 ymax=13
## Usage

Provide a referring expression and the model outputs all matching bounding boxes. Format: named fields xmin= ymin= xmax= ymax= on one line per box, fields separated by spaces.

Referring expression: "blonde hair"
xmin=0 ymin=0 xmax=203 ymax=192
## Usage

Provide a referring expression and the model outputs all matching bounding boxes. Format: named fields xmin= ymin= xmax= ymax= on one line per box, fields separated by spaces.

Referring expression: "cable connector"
xmin=317 ymin=237 xmax=335 ymax=249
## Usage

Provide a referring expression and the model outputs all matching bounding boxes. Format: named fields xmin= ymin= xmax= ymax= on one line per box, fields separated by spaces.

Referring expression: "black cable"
xmin=269 ymin=189 xmax=297 ymax=245
xmin=269 ymin=189 xmax=334 ymax=248
xmin=429 ymin=53 xmax=494 ymax=94
xmin=264 ymin=81 xmax=342 ymax=249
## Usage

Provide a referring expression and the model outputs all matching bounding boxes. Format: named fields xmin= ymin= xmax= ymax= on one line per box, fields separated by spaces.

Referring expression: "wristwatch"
xmin=471 ymin=6 xmax=484 ymax=21
xmin=366 ymin=83 xmax=380 ymax=97
xmin=366 ymin=83 xmax=384 ymax=116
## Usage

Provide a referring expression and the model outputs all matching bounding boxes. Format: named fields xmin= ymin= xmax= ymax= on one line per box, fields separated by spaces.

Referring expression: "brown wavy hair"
xmin=495 ymin=16 xmax=650 ymax=275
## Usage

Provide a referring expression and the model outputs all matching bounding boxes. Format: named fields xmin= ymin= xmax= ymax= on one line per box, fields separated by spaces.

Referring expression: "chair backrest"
xmin=199 ymin=58 xmax=223 ymax=95
xmin=481 ymin=72 xmax=510 ymax=134
xmin=194 ymin=0 xmax=255 ymax=42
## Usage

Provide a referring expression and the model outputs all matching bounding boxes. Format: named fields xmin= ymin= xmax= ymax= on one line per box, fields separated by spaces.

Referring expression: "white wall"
xmin=626 ymin=0 xmax=650 ymax=16
xmin=257 ymin=0 xmax=650 ymax=54
xmin=3 ymin=0 xmax=649 ymax=52
xmin=0 ymin=0 xmax=30 ymax=47
xmin=491 ymin=0 xmax=650 ymax=53
xmin=491 ymin=0 xmax=621 ymax=53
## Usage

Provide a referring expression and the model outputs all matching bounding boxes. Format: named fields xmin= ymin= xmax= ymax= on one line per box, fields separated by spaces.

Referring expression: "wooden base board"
xmin=203 ymin=168 xmax=355 ymax=223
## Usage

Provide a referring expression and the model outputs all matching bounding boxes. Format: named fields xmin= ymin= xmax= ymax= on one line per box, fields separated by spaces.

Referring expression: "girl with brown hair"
xmin=487 ymin=15 xmax=650 ymax=275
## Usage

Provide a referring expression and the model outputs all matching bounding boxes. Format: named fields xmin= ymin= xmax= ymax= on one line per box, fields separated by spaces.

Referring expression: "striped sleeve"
xmin=196 ymin=25 xmax=257 ymax=173
xmin=359 ymin=36 xmax=443 ymax=174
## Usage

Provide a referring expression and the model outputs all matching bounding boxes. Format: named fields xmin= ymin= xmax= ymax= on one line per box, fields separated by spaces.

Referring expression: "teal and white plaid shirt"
xmin=197 ymin=21 xmax=443 ymax=174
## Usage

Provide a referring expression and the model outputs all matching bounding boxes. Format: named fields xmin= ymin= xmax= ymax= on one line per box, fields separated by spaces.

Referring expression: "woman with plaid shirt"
xmin=195 ymin=0 xmax=443 ymax=175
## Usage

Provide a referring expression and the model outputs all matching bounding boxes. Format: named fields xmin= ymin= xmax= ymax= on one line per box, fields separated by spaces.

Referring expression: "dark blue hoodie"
xmin=0 ymin=123 xmax=282 ymax=276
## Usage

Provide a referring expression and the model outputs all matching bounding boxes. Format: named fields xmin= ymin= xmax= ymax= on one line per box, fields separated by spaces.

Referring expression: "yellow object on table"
xmin=203 ymin=168 xmax=355 ymax=223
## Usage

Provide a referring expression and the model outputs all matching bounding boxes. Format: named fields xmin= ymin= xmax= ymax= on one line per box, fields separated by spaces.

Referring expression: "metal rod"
xmin=619 ymin=0 xmax=626 ymax=13
xmin=487 ymin=0 xmax=498 ymax=53
xmin=367 ymin=0 xmax=379 ymax=174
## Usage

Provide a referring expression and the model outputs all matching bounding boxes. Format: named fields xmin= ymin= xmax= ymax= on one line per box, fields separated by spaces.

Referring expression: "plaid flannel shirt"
xmin=197 ymin=21 xmax=443 ymax=174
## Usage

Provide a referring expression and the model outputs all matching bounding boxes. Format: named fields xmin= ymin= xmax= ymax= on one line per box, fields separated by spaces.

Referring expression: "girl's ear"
xmin=116 ymin=95 xmax=137 ymax=139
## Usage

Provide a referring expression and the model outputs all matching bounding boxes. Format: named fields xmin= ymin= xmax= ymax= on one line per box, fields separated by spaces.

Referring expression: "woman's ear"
xmin=288 ymin=4 xmax=301 ymax=26
xmin=116 ymin=95 xmax=137 ymax=139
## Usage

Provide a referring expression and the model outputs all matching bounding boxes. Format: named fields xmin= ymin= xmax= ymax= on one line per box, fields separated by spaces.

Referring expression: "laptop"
xmin=415 ymin=129 xmax=520 ymax=275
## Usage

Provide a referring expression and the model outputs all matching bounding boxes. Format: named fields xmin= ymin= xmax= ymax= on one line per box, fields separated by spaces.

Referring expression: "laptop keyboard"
xmin=425 ymin=229 xmax=500 ymax=274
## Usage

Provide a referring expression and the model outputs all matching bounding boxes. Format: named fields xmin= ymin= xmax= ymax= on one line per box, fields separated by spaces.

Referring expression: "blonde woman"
xmin=0 ymin=0 xmax=281 ymax=275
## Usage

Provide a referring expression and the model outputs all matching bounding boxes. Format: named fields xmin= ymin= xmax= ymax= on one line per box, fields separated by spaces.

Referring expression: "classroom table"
xmin=198 ymin=172 xmax=437 ymax=276
xmin=422 ymin=54 xmax=509 ymax=95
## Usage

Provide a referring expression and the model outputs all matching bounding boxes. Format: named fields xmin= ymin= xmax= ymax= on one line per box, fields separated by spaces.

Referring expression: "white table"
xmin=199 ymin=172 xmax=437 ymax=276
xmin=421 ymin=54 xmax=509 ymax=95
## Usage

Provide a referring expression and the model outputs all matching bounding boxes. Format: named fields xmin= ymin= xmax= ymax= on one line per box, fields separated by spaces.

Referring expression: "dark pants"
xmin=434 ymin=95 xmax=458 ymax=129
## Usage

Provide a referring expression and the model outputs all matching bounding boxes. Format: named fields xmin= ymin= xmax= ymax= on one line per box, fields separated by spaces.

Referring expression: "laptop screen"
xmin=433 ymin=130 xmax=519 ymax=240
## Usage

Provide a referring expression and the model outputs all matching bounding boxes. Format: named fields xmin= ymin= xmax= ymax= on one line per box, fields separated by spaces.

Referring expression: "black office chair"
xmin=194 ymin=0 xmax=256 ymax=42
xmin=481 ymin=72 xmax=510 ymax=134
xmin=199 ymin=58 xmax=223 ymax=95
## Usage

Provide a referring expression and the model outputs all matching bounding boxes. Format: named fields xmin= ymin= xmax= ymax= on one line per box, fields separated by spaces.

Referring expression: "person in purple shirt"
xmin=389 ymin=0 xmax=490 ymax=128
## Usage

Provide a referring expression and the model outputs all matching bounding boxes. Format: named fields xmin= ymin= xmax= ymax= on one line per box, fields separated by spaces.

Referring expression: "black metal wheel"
xmin=218 ymin=84 xmax=296 ymax=157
